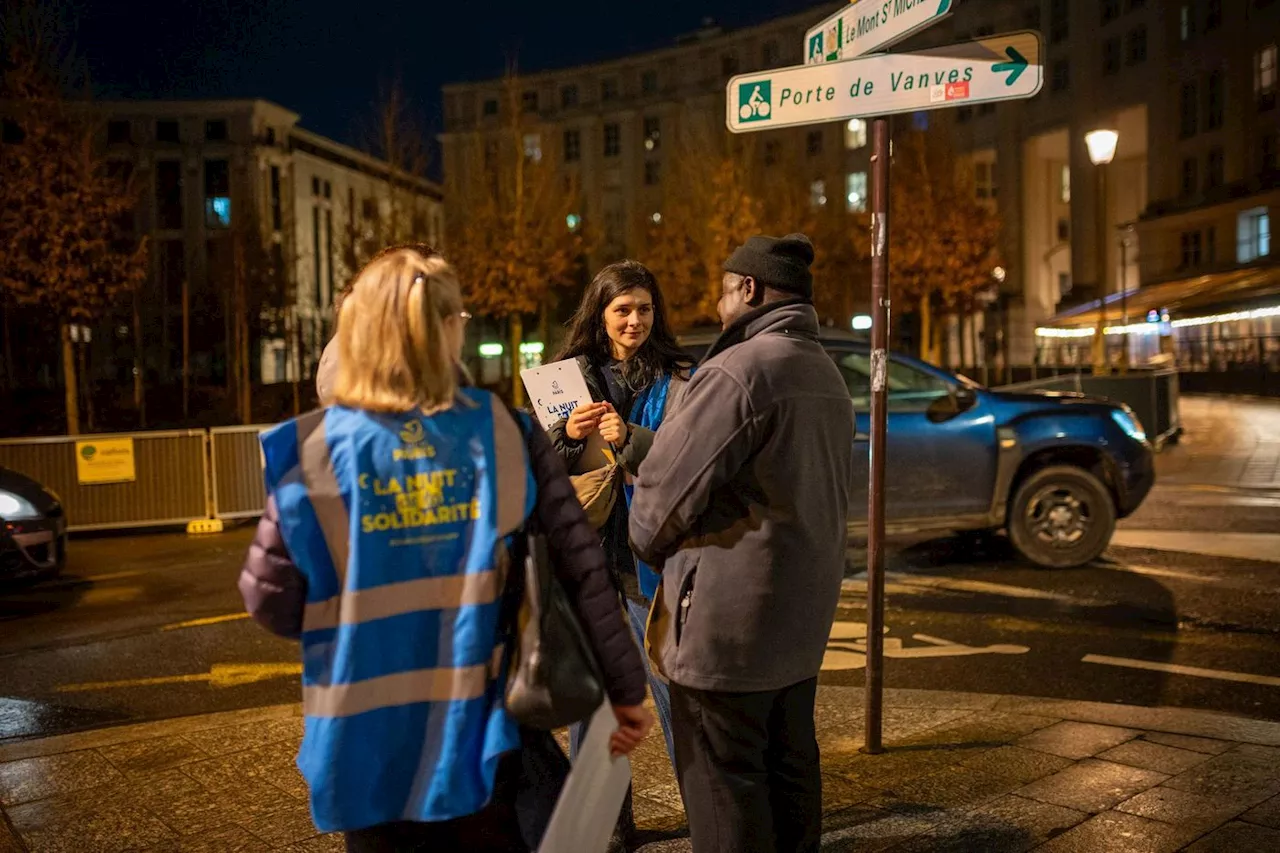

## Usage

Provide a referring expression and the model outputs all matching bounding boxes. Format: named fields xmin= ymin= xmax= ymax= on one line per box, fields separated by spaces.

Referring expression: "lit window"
xmin=844 ymin=119 xmax=867 ymax=150
xmin=644 ymin=116 xmax=661 ymax=151
xmin=206 ymin=196 xmax=231 ymax=229
xmin=1256 ymin=45 xmax=1278 ymax=105
xmin=846 ymin=172 xmax=867 ymax=212
xmin=522 ymin=133 xmax=542 ymax=162
xmin=1238 ymin=207 xmax=1272 ymax=262
xmin=1060 ymin=165 xmax=1071 ymax=203
xmin=810 ymin=179 xmax=827 ymax=208
xmin=204 ymin=159 xmax=231 ymax=229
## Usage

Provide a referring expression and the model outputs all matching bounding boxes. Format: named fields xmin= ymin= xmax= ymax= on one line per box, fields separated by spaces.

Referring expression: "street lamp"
xmin=1085 ymin=128 xmax=1119 ymax=373
xmin=1118 ymin=223 xmax=1136 ymax=372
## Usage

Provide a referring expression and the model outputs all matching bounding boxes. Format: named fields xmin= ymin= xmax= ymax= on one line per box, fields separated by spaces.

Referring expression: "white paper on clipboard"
xmin=538 ymin=701 xmax=632 ymax=853
xmin=521 ymin=359 xmax=594 ymax=431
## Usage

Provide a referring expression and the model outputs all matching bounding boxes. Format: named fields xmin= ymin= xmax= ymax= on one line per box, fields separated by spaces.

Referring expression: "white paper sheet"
xmin=538 ymin=701 xmax=632 ymax=853
xmin=521 ymin=359 xmax=593 ymax=431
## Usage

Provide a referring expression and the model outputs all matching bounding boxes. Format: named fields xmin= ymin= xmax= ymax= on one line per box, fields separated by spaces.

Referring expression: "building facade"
xmin=440 ymin=5 xmax=868 ymax=290
xmin=95 ymin=99 xmax=444 ymax=388
xmin=441 ymin=0 xmax=1278 ymax=371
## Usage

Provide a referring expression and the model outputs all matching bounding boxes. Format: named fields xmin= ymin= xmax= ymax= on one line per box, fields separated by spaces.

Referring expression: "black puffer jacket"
xmin=548 ymin=356 xmax=684 ymax=600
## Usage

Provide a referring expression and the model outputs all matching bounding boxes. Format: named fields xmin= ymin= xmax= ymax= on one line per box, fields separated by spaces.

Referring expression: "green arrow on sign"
xmin=992 ymin=47 xmax=1028 ymax=86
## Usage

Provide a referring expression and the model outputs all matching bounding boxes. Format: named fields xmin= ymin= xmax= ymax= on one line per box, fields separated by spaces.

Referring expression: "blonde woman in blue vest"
xmin=239 ymin=246 xmax=652 ymax=851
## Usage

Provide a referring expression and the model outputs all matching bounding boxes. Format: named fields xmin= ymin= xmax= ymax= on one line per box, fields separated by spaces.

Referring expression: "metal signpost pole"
xmin=863 ymin=115 xmax=891 ymax=755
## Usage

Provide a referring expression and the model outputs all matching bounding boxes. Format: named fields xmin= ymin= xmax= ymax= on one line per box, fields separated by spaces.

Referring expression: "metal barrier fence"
xmin=210 ymin=426 xmax=269 ymax=520
xmin=0 ymin=430 xmax=210 ymax=532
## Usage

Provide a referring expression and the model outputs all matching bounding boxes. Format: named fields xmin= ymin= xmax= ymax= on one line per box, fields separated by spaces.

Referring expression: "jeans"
xmin=570 ymin=596 xmax=675 ymax=765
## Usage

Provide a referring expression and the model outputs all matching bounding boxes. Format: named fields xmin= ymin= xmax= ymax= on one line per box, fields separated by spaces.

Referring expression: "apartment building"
xmin=94 ymin=99 xmax=444 ymax=386
xmin=441 ymin=1 xmax=1278 ymax=367
xmin=439 ymin=5 xmax=861 ymax=276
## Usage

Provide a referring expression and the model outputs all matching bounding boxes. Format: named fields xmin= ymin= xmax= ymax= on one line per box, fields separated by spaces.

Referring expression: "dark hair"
xmin=555 ymin=260 xmax=692 ymax=386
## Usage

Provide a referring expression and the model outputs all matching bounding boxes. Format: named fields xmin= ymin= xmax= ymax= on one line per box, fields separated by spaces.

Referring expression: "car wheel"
xmin=1008 ymin=465 xmax=1116 ymax=569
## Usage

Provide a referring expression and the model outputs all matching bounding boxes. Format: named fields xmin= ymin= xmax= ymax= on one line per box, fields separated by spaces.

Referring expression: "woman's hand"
xmin=565 ymin=402 xmax=608 ymax=441
xmin=598 ymin=406 xmax=628 ymax=446
xmin=610 ymin=704 xmax=655 ymax=756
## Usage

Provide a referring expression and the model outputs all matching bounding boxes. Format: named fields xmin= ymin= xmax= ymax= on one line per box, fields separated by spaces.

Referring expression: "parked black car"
xmin=0 ymin=466 xmax=67 ymax=581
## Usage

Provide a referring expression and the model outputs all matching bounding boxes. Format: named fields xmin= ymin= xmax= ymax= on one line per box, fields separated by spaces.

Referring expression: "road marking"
xmin=56 ymin=662 xmax=302 ymax=692
xmin=823 ymin=621 xmax=1029 ymax=671
xmin=160 ymin=613 xmax=250 ymax=632
xmin=80 ymin=586 xmax=144 ymax=605
xmin=843 ymin=574 xmax=1078 ymax=602
xmin=83 ymin=570 xmax=146 ymax=582
xmin=1111 ymin=530 xmax=1280 ymax=564
xmin=1098 ymin=564 xmax=1224 ymax=584
xmin=1082 ymin=654 xmax=1280 ymax=688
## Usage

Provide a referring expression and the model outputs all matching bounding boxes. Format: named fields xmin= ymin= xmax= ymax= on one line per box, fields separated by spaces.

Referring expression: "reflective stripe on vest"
xmin=260 ymin=389 xmax=534 ymax=830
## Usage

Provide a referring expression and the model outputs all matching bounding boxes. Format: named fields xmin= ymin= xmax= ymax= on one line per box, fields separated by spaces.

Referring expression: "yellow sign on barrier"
xmin=74 ymin=437 xmax=137 ymax=485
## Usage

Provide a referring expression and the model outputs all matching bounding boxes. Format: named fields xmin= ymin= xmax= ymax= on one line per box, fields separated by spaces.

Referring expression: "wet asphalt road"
xmin=1 ymin=402 xmax=1279 ymax=742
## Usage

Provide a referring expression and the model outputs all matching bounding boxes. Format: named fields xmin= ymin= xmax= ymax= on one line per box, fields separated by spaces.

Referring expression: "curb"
xmin=816 ymin=685 xmax=1280 ymax=747
xmin=0 ymin=703 xmax=299 ymax=764
xmin=6 ymin=688 xmax=1280 ymax=766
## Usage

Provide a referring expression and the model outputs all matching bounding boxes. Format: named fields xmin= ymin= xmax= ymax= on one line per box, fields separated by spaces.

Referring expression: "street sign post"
xmin=728 ymin=30 xmax=1043 ymax=133
xmin=806 ymin=0 xmax=956 ymax=64
xmin=726 ymin=22 xmax=1044 ymax=756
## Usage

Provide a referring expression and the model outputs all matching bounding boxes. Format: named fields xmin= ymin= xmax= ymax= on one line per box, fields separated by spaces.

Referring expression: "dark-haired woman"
xmin=549 ymin=260 xmax=692 ymax=851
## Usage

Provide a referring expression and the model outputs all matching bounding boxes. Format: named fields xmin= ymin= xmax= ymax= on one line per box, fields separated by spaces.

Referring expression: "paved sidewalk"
xmin=1161 ymin=396 xmax=1280 ymax=490
xmin=6 ymin=687 xmax=1280 ymax=852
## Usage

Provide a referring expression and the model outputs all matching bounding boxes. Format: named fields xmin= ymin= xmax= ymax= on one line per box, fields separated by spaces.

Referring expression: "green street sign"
xmin=806 ymin=0 xmax=956 ymax=64
xmin=728 ymin=30 xmax=1044 ymax=134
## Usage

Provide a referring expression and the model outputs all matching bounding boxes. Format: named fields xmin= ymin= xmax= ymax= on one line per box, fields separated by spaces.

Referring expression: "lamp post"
xmin=1118 ymin=223 xmax=1136 ymax=372
xmin=1085 ymin=128 xmax=1119 ymax=373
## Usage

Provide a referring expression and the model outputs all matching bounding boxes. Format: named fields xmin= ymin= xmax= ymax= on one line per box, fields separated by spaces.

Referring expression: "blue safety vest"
xmin=260 ymin=388 xmax=535 ymax=833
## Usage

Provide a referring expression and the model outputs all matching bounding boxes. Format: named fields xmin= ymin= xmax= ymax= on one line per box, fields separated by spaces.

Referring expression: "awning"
xmin=1040 ymin=266 xmax=1280 ymax=331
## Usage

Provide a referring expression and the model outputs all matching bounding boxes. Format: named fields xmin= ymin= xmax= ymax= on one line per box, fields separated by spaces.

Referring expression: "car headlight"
xmin=0 ymin=490 xmax=41 ymax=521
xmin=1111 ymin=408 xmax=1147 ymax=443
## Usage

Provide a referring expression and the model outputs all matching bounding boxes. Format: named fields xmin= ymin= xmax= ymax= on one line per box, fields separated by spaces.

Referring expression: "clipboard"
xmin=522 ymin=359 xmax=593 ymax=431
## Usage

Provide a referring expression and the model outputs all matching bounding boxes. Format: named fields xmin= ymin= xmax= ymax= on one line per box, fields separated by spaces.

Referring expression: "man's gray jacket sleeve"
xmin=628 ymin=366 xmax=760 ymax=564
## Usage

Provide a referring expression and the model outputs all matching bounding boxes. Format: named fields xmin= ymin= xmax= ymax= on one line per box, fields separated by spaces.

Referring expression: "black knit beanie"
xmin=722 ymin=233 xmax=815 ymax=299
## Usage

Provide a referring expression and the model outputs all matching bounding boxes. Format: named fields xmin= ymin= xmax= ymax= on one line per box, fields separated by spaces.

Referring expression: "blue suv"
xmin=681 ymin=330 xmax=1155 ymax=569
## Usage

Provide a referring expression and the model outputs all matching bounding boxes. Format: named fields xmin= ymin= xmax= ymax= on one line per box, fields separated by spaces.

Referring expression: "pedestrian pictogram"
xmin=806 ymin=0 xmax=956 ymax=64
xmin=738 ymin=81 xmax=772 ymax=122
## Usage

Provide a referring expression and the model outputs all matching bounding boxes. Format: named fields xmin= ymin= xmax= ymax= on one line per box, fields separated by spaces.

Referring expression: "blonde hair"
xmin=333 ymin=248 xmax=463 ymax=413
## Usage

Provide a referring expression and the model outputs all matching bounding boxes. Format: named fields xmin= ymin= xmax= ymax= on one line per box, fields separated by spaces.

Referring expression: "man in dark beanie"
xmin=630 ymin=233 xmax=855 ymax=853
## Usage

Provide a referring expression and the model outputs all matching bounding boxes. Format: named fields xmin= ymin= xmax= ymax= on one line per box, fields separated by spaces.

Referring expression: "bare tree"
xmin=0 ymin=19 xmax=148 ymax=434
xmin=446 ymin=71 xmax=589 ymax=405
xmin=890 ymin=128 xmax=1003 ymax=362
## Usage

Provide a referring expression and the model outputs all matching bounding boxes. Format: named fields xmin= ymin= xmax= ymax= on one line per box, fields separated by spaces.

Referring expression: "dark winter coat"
xmin=629 ymin=300 xmax=856 ymax=693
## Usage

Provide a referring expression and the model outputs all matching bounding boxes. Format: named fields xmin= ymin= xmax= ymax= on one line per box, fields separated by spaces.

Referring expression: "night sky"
xmin=75 ymin=0 xmax=829 ymax=174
